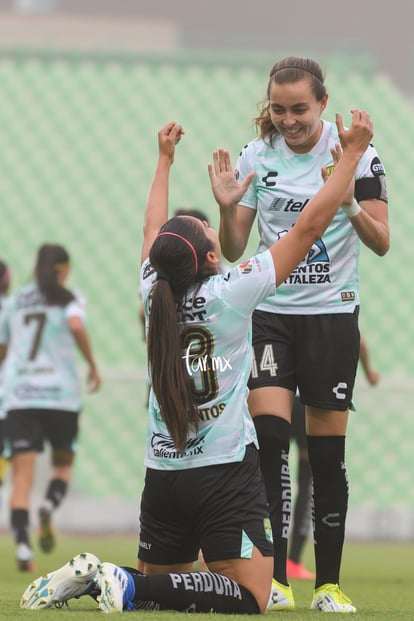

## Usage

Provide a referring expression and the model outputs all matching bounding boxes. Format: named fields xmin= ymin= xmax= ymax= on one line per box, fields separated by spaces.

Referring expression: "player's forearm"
xmin=347 ymin=204 xmax=390 ymax=256
xmin=218 ymin=207 xmax=248 ymax=262
xmin=143 ymin=156 xmax=172 ymax=239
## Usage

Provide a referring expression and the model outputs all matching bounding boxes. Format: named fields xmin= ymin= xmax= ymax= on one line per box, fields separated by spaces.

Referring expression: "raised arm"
xmin=209 ymin=155 xmax=256 ymax=261
xmin=141 ymin=122 xmax=184 ymax=264
xmin=344 ymin=196 xmax=389 ymax=256
xmin=339 ymin=151 xmax=389 ymax=257
xmin=218 ymin=204 xmax=256 ymax=263
xmin=327 ymin=140 xmax=389 ymax=257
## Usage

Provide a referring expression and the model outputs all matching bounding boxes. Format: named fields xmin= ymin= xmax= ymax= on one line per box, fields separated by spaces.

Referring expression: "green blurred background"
xmin=0 ymin=1 xmax=412 ymax=540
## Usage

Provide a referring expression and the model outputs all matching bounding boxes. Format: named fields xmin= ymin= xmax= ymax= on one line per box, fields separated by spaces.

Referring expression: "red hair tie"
xmin=157 ymin=232 xmax=198 ymax=274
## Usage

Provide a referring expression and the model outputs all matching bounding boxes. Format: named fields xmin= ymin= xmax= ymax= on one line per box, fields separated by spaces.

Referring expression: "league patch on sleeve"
xmin=238 ymin=259 xmax=254 ymax=275
xmin=341 ymin=291 xmax=355 ymax=302
xmin=371 ymin=156 xmax=385 ymax=176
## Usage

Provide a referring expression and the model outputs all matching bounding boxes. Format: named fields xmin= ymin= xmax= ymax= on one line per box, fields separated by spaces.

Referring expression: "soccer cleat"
xmin=16 ymin=542 xmax=36 ymax=572
xmin=267 ymin=578 xmax=295 ymax=611
xmin=286 ymin=559 xmax=315 ymax=580
xmin=20 ymin=552 xmax=101 ymax=609
xmin=38 ymin=507 xmax=56 ymax=553
xmin=311 ymin=583 xmax=356 ymax=613
xmin=97 ymin=562 xmax=135 ymax=613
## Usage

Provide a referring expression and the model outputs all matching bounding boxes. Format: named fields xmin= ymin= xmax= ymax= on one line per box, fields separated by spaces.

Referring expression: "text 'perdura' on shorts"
xmin=248 ymin=308 xmax=360 ymax=411
xmin=138 ymin=444 xmax=274 ymax=565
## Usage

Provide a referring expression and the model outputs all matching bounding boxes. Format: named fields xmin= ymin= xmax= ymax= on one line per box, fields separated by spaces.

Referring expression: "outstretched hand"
xmin=336 ymin=110 xmax=373 ymax=158
xmin=158 ymin=121 xmax=185 ymax=163
xmin=208 ymin=148 xmax=255 ymax=210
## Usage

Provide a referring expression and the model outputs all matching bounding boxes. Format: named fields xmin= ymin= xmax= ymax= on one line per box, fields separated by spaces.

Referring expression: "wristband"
xmin=342 ymin=198 xmax=361 ymax=218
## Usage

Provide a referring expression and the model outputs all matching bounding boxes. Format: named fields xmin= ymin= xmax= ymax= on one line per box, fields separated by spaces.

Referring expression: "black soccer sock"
xmin=129 ymin=571 xmax=260 ymax=614
xmin=254 ymin=414 xmax=291 ymax=585
xmin=288 ymin=456 xmax=313 ymax=563
xmin=11 ymin=508 xmax=31 ymax=546
xmin=307 ymin=435 xmax=348 ymax=588
xmin=44 ymin=478 xmax=68 ymax=510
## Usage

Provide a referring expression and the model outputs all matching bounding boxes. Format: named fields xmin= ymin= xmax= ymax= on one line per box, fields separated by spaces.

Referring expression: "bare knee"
xmin=51 ymin=449 xmax=74 ymax=468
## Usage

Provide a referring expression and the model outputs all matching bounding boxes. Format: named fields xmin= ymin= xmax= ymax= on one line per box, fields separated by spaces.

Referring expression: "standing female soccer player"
xmin=20 ymin=111 xmax=373 ymax=613
xmin=0 ymin=244 xmax=101 ymax=570
xmin=218 ymin=56 xmax=390 ymax=612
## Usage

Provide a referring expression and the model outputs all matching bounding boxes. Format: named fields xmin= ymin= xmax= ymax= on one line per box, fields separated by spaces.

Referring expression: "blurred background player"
xmin=287 ymin=333 xmax=381 ymax=580
xmin=0 ymin=244 xmax=101 ymax=571
xmin=0 ymin=259 xmax=11 ymax=511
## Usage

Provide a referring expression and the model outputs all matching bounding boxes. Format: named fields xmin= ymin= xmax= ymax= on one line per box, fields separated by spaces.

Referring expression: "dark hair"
xmin=174 ymin=208 xmax=210 ymax=225
xmin=147 ymin=216 xmax=214 ymax=451
xmin=0 ymin=260 xmax=10 ymax=294
xmin=35 ymin=244 xmax=75 ymax=306
xmin=254 ymin=56 xmax=327 ymax=144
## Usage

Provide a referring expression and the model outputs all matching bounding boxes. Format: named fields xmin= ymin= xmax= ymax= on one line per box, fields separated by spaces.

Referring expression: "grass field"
xmin=0 ymin=532 xmax=412 ymax=620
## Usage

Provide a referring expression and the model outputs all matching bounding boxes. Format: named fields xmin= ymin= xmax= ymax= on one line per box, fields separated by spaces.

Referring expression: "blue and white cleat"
xmin=97 ymin=562 xmax=136 ymax=613
xmin=20 ymin=552 xmax=101 ymax=609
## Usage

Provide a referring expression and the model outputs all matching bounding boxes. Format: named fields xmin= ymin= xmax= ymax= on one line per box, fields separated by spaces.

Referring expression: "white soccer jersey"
xmin=140 ymin=250 xmax=276 ymax=470
xmin=0 ymin=283 xmax=86 ymax=412
xmin=237 ymin=119 xmax=387 ymax=314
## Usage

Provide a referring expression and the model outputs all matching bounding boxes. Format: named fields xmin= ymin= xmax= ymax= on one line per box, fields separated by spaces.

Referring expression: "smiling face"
xmin=269 ymin=77 xmax=328 ymax=153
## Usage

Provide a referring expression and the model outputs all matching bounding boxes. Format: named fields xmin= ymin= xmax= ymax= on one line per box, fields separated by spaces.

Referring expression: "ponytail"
xmin=35 ymin=244 xmax=74 ymax=306
xmin=148 ymin=281 xmax=199 ymax=452
xmin=147 ymin=216 xmax=214 ymax=451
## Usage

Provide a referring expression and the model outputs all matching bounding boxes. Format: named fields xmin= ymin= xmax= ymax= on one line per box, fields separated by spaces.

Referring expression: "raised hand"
xmin=208 ymin=148 xmax=255 ymax=210
xmin=158 ymin=121 xmax=185 ymax=163
xmin=336 ymin=110 xmax=373 ymax=158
